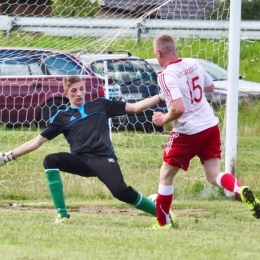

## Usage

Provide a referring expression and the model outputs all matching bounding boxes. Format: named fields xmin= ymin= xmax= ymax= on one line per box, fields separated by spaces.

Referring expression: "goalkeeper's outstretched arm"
xmin=0 ymin=134 xmax=47 ymax=166
xmin=125 ymin=93 xmax=164 ymax=114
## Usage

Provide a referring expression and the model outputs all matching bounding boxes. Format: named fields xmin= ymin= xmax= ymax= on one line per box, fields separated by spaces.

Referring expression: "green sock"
xmin=132 ymin=192 xmax=156 ymax=217
xmin=45 ymin=169 xmax=68 ymax=218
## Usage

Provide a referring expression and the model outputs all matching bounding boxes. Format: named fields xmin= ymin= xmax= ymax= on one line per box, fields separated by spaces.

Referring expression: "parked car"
xmin=146 ymin=58 xmax=260 ymax=106
xmin=77 ymin=51 xmax=166 ymax=132
xmin=0 ymin=47 xmax=106 ymax=128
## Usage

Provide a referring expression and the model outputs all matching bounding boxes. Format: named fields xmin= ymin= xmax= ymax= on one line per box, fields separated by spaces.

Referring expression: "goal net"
xmin=0 ymin=0 xmax=241 ymax=203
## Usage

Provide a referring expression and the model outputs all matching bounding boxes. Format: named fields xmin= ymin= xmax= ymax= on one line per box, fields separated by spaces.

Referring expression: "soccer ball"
xmin=148 ymin=193 xmax=158 ymax=203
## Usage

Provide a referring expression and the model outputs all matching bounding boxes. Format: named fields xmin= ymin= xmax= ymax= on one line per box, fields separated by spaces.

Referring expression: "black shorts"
xmin=43 ymin=152 xmax=138 ymax=204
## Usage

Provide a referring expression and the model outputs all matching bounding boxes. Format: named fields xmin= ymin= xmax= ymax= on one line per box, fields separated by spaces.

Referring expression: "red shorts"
xmin=163 ymin=125 xmax=221 ymax=171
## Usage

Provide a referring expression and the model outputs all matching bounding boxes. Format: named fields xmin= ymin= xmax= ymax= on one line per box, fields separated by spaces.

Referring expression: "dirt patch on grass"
xmin=0 ymin=203 xmax=208 ymax=218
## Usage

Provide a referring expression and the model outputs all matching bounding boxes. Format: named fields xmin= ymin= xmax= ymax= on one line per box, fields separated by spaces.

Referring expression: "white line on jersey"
xmin=165 ymin=133 xmax=179 ymax=154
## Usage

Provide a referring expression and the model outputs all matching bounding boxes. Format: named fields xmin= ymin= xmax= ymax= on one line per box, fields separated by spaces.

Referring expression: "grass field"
xmin=1 ymin=199 xmax=260 ymax=260
xmin=0 ymin=109 xmax=260 ymax=259
xmin=0 ymin=102 xmax=260 ymax=260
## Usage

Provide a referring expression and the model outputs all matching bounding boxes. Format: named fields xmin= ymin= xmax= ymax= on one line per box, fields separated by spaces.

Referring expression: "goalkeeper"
xmin=0 ymin=75 xmax=174 ymax=226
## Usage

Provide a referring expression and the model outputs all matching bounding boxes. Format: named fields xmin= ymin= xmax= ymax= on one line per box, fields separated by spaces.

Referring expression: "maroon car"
xmin=0 ymin=47 xmax=104 ymax=127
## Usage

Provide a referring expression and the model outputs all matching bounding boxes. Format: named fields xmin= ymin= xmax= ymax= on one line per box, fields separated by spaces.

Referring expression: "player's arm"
xmin=0 ymin=134 xmax=48 ymax=166
xmin=197 ymin=62 xmax=215 ymax=92
xmin=125 ymin=93 xmax=164 ymax=114
xmin=152 ymin=98 xmax=185 ymax=126
xmin=204 ymin=83 xmax=214 ymax=93
xmin=201 ymin=65 xmax=214 ymax=93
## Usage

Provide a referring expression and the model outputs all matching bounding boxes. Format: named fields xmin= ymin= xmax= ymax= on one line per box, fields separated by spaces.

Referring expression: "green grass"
xmin=1 ymin=129 xmax=259 ymax=201
xmin=0 ymin=200 xmax=260 ymax=260
xmin=0 ymin=100 xmax=260 ymax=201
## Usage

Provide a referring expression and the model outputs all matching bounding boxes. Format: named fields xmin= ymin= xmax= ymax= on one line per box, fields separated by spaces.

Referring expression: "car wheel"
xmin=38 ymin=98 xmax=68 ymax=128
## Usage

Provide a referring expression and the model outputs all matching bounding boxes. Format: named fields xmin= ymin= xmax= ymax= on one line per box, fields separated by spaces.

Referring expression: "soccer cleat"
xmin=169 ymin=208 xmax=181 ymax=229
xmin=151 ymin=209 xmax=180 ymax=228
xmin=150 ymin=222 xmax=173 ymax=230
xmin=54 ymin=213 xmax=72 ymax=224
xmin=240 ymin=186 xmax=260 ymax=219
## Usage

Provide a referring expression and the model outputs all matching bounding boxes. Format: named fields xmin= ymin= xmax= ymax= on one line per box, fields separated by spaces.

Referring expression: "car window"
xmin=200 ymin=62 xmax=228 ymax=81
xmin=41 ymin=54 xmax=88 ymax=76
xmin=150 ymin=63 xmax=164 ymax=72
xmin=0 ymin=57 xmax=44 ymax=76
xmin=91 ymin=59 xmax=157 ymax=85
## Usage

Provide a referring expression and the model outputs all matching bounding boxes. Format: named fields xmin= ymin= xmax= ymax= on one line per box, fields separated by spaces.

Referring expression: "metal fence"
xmin=1 ymin=15 xmax=260 ymax=40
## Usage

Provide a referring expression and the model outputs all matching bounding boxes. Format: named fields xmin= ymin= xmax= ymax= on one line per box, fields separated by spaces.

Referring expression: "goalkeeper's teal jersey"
xmin=40 ymin=98 xmax=126 ymax=156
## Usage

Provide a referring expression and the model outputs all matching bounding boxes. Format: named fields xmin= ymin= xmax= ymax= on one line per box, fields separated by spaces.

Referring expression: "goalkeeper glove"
xmin=0 ymin=151 xmax=14 ymax=166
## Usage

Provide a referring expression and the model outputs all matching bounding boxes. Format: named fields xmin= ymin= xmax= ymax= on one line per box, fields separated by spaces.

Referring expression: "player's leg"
xmin=203 ymin=158 xmax=260 ymax=218
xmin=43 ymin=152 xmax=93 ymax=223
xmin=200 ymin=125 xmax=260 ymax=219
xmin=150 ymin=161 xmax=181 ymax=229
xmin=203 ymin=158 xmax=241 ymax=194
xmin=198 ymin=125 xmax=241 ymax=193
xmin=88 ymin=154 xmax=157 ymax=218
xmin=154 ymin=161 xmax=179 ymax=228
xmin=153 ymin=131 xmax=192 ymax=229
xmin=200 ymin=126 xmax=240 ymax=193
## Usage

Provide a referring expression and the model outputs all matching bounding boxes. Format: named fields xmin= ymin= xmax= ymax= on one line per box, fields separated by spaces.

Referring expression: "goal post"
xmin=224 ymin=0 xmax=242 ymax=176
xmin=0 ymin=0 xmax=250 ymax=201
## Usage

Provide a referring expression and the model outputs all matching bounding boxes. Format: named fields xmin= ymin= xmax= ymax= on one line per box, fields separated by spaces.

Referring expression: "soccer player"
xmin=0 ymin=75 xmax=177 ymax=226
xmin=151 ymin=33 xmax=260 ymax=229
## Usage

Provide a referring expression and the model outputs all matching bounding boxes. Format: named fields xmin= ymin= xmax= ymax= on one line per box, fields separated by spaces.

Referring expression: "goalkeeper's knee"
xmin=110 ymin=186 xmax=137 ymax=204
xmin=43 ymin=154 xmax=60 ymax=169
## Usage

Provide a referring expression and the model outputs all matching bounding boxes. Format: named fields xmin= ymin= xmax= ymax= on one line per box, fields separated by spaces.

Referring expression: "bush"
xmin=209 ymin=0 xmax=260 ymax=20
xmin=51 ymin=0 xmax=101 ymax=17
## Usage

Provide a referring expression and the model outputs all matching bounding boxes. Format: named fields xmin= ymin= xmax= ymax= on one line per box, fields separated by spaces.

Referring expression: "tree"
xmin=241 ymin=0 xmax=260 ymax=20
xmin=208 ymin=0 xmax=260 ymax=20
xmin=0 ymin=0 xmax=101 ymax=17
xmin=51 ymin=0 xmax=101 ymax=17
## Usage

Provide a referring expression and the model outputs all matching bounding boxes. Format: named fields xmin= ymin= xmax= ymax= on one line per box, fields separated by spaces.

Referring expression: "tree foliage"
xmin=0 ymin=0 xmax=101 ymax=17
xmin=0 ymin=0 xmax=259 ymax=19
xmin=241 ymin=0 xmax=260 ymax=20
xmin=51 ymin=0 xmax=101 ymax=17
xmin=210 ymin=0 xmax=260 ymax=20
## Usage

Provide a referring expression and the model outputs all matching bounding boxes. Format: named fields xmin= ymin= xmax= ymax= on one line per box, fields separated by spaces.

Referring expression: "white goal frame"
xmin=224 ymin=0 xmax=242 ymax=179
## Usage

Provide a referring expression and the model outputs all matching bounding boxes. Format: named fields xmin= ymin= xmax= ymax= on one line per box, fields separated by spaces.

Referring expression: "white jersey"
xmin=157 ymin=58 xmax=219 ymax=134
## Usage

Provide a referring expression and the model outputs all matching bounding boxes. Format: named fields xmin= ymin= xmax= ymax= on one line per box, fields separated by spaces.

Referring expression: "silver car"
xmin=146 ymin=58 xmax=260 ymax=106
